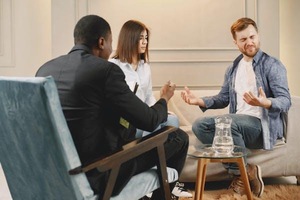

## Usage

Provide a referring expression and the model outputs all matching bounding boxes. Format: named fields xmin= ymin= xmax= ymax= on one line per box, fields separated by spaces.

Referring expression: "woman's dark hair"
xmin=73 ymin=15 xmax=111 ymax=49
xmin=113 ymin=20 xmax=150 ymax=63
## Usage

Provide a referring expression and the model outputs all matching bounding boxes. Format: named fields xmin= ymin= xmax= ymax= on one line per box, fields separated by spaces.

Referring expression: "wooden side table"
xmin=189 ymin=145 xmax=253 ymax=200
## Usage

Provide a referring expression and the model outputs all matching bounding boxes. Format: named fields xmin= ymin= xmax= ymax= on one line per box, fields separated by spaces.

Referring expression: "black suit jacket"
xmin=36 ymin=45 xmax=168 ymax=195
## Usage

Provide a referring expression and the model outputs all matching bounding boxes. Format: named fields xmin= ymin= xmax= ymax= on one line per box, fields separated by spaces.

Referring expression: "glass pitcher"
xmin=212 ymin=116 xmax=234 ymax=155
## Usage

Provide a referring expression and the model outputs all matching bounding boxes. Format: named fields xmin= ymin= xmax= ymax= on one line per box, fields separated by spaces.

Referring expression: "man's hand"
xmin=243 ymin=87 xmax=271 ymax=109
xmin=160 ymin=81 xmax=176 ymax=102
xmin=181 ymin=86 xmax=205 ymax=106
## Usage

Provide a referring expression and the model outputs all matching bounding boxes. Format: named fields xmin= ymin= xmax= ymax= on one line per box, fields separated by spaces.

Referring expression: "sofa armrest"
xmin=285 ymin=96 xmax=300 ymax=143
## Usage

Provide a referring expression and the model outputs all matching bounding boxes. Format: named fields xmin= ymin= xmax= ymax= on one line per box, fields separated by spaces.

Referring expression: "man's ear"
xmin=233 ymin=40 xmax=237 ymax=45
xmin=98 ymin=37 xmax=105 ymax=50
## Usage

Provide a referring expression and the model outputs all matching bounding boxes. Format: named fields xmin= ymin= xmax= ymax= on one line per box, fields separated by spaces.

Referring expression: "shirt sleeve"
xmin=144 ymin=64 xmax=157 ymax=106
xmin=263 ymin=58 xmax=291 ymax=114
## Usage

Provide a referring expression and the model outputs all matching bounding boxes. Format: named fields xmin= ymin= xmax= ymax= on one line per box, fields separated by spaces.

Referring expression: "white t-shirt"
xmin=235 ymin=58 xmax=262 ymax=119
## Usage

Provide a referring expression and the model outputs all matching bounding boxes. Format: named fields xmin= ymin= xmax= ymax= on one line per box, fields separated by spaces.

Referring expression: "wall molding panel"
xmin=75 ymin=0 xmax=89 ymax=22
xmin=0 ymin=0 xmax=282 ymax=83
xmin=84 ymin=0 xmax=264 ymax=87
xmin=50 ymin=0 xmax=279 ymax=88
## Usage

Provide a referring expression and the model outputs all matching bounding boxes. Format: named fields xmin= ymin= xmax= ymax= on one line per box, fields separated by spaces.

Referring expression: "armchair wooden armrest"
xmin=69 ymin=126 xmax=177 ymax=200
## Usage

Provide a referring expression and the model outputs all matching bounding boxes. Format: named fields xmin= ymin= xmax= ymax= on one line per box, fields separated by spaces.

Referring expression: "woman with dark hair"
xmin=110 ymin=20 xmax=192 ymax=199
xmin=110 ymin=20 xmax=180 ymax=138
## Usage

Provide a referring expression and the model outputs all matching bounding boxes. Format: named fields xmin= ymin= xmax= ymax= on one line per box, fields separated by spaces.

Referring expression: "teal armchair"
xmin=0 ymin=76 xmax=178 ymax=200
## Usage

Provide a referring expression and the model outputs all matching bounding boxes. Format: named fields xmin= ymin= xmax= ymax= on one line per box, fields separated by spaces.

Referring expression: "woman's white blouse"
xmin=109 ymin=58 xmax=156 ymax=106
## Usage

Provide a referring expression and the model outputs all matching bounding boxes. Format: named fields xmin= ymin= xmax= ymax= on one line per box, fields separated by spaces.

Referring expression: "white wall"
xmin=0 ymin=0 xmax=298 ymax=96
xmin=51 ymin=0 xmax=281 ymax=90
xmin=280 ymin=0 xmax=300 ymax=96
xmin=0 ymin=0 xmax=52 ymax=76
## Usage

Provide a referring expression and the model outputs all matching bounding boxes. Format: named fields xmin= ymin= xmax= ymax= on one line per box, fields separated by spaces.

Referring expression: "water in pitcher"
xmin=212 ymin=117 xmax=234 ymax=155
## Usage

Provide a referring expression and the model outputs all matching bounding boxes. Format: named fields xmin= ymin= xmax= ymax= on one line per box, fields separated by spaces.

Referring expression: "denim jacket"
xmin=201 ymin=49 xmax=291 ymax=149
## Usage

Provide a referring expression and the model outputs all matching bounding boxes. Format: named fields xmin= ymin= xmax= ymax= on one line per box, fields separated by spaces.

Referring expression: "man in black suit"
xmin=36 ymin=15 xmax=189 ymax=199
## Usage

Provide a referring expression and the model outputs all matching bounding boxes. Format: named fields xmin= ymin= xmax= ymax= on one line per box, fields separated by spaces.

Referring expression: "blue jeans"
xmin=192 ymin=114 xmax=263 ymax=175
xmin=136 ymin=113 xmax=179 ymax=138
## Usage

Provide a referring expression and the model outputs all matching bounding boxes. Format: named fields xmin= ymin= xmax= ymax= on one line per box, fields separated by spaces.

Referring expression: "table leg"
xmin=236 ymin=158 xmax=253 ymax=200
xmin=195 ymin=159 xmax=209 ymax=200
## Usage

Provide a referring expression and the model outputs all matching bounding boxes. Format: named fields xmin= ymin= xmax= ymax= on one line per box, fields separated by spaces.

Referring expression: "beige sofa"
xmin=154 ymin=90 xmax=300 ymax=184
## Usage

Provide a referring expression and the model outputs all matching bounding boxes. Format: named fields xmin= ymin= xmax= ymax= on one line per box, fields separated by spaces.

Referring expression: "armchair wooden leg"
xmin=103 ymin=165 xmax=121 ymax=200
xmin=156 ymin=144 xmax=171 ymax=200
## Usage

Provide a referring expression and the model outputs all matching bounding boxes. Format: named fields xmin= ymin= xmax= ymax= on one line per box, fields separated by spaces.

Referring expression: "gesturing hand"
xmin=181 ymin=86 xmax=205 ymax=106
xmin=160 ymin=80 xmax=176 ymax=102
xmin=243 ymin=87 xmax=271 ymax=109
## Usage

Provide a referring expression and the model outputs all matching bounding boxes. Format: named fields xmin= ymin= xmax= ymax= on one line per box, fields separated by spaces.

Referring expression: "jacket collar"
xmin=69 ymin=44 xmax=92 ymax=54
